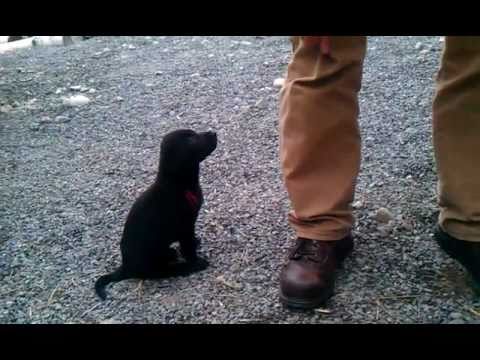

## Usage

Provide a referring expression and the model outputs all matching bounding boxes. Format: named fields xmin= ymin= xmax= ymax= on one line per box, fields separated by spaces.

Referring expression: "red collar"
xmin=185 ymin=190 xmax=199 ymax=210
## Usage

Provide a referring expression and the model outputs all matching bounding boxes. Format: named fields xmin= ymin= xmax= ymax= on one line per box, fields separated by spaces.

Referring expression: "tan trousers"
xmin=279 ymin=36 xmax=480 ymax=242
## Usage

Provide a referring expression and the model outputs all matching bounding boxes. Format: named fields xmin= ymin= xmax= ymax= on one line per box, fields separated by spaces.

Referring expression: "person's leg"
xmin=280 ymin=36 xmax=366 ymax=240
xmin=279 ymin=36 xmax=367 ymax=308
xmin=433 ymin=36 xmax=480 ymax=288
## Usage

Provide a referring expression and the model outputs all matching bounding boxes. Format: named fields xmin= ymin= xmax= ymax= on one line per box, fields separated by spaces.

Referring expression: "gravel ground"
xmin=1 ymin=36 xmax=479 ymax=324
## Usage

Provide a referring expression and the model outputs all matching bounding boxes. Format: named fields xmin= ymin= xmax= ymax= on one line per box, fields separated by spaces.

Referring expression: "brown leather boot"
xmin=280 ymin=236 xmax=353 ymax=309
xmin=434 ymin=226 xmax=480 ymax=294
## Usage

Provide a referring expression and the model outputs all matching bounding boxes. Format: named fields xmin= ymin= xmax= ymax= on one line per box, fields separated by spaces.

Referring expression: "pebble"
xmin=375 ymin=207 xmax=394 ymax=224
xmin=0 ymin=104 xmax=13 ymax=113
xmin=62 ymin=95 xmax=91 ymax=107
xmin=352 ymin=201 xmax=363 ymax=209
xmin=450 ymin=312 xmax=463 ymax=319
xmin=273 ymin=78 xmax=285 ymax=87
xmin=415 ymin=42 xmax=424 ymax=50
xmin=100 ymin=318 xmax=122 ymax=324
xmin=115 ymin=96 xmax=124 ymax=102
xmin=54 ymin=115 xmax=70 ymax=123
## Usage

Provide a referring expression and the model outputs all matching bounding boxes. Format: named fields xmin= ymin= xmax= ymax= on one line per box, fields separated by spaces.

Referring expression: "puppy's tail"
xmin=94 ymin=267 xmax=127 ymax=301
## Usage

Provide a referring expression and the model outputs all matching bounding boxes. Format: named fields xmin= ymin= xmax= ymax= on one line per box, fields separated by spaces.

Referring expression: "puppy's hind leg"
xmin=162 ymin=258 xmax=210 ymax=278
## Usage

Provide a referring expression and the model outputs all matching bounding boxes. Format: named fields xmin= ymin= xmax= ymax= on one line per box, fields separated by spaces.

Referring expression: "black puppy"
xmin=95 ymin=129 xmax=217 ymax=300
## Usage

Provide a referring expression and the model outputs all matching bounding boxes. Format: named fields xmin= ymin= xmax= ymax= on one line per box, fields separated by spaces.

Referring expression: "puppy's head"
xmin=159 ymin=129 xmax=217 ymax=176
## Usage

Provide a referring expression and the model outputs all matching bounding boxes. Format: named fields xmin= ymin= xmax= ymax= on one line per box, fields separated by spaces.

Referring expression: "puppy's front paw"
xmin=192 ymin=257 xmax=209 ymax=271
xmin=194 ymin=236 xmax=202 ymax=248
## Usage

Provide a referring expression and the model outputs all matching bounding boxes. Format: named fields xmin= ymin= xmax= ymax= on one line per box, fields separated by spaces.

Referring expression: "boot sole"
xmin=279 ymin=287 xmax=333 ymax=310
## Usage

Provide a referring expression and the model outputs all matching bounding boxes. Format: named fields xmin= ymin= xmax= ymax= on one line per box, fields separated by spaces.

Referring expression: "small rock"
xmin=103 ymin=47 xmax=110 ymax=52
xmin=273 ymin=78 xmax=285 ymax=87
xmin=54 ymin=115 xmax=70 ymax=123
xmin=378 ymin=223 xmax=394 ymax=236
xmin=128 ymin=45 xmax=136 ymax=50
xmin=155 ymin=71 xmax=163 ymax=76
xmin=80 ymin=86 xmax=90 ymax=92
xmin=169 ymin=111 xmax=175 ymax=116
xmin=30 ymin=123 xmax=40 ymax=131
xmin=100 ymin=318 xmax=121 ymax=324
xmin=55 ymin=88 xmax=65 ymax=94
xmin=399 ymin=218 xmax=414 ymax=232
xmin=88 ymin=88 xmax=96 ymax=94
xmin=62 ymin=95 xmax=91 ymax=107
xmin=115 ymin=96 xmax=124 ymax=102
xmin=314 ymin=308 xmax=333 ymax=314
xmin=215 ymin=275 xmax=242 ymax=290
xmin=70 ymin=85 xmax=82 ymax=91
xmin=420 ymin=49 xmax=429 ymax=55
xmin=191 ymin=73 xmax=200 ymax=77
xmin=39 ymin=116 xmax=51 ymax=123
xmin=153 ymin=41 xmax=159 ymax=45
xmin=241 ymin=41 xmax=252 ymax=46
xmin=450 ymin=312 xmax=463 ymax=319
xmin=0 ymin=104 xmax=13 ymax=113
xmin=352 ymin=201 xmax=363 ymax=209
xmin=415 ymin=42 xmax=424 ymax=50
xmin=375 ymin=207 xmax=393 ymax=224
xmin=208 ymin=54 xmax=214 ymax=58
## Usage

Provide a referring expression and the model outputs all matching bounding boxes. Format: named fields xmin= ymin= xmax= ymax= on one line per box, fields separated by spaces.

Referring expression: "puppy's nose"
xmin=204 ymin=131 xmax=217 ymax=140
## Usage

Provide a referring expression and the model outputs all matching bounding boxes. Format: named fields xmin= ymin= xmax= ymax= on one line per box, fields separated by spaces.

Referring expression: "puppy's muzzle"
xmin=201 ymin=131 xmax=217 ymax=154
